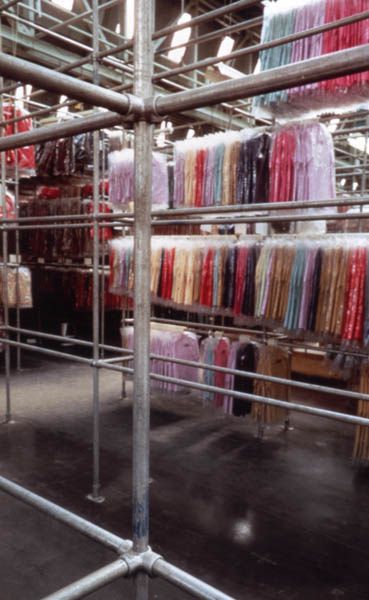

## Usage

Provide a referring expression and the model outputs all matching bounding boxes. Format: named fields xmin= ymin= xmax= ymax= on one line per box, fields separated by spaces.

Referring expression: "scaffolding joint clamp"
xmin=143 ymin=95 xmax=165 ymax=123
xmin=119 ymin=547 xmax=162 ymax=576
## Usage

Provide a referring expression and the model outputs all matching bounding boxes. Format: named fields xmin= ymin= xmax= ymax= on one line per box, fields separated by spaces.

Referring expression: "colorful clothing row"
xmin=173 ymin=130 xmax=271 ymax=208
xmin=269 ymin=121 xmax=335 ymax=205
xmin=108 ymin=149 xmax=169 ymax=207
xmin=254 ymin=0 xmax=369 ymax=114
xmin=36 ymin=132 xmax=108 ymax=177
xmin=201 ymin=335 xmax=289 ymax=424
xmin=109 ymin=236 xmax=369 ymax=347
xmin=173 ymin=122 xmax=335 ymax=209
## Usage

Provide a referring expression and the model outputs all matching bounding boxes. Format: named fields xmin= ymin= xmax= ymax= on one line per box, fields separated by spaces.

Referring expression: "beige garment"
xmin=252 ymin=344 xmax=290 ymax=425
xmin=222 ymin=143 xmax=233 ymax=206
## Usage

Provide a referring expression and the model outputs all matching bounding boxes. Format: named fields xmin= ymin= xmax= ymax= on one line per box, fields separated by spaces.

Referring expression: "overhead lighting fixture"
xmin=186 ymin=128 xmax=195 ymax=139
xmin=168 ymin=13 xmax=192 ymax=64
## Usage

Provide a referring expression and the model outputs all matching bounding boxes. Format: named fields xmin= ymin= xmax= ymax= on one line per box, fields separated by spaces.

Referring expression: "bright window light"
xmin=57 ymin=95 xmax=69 ymax=119
xmin=124 ymin=0 xmax=135 ymax=39
xmin=217 ymin=36 xmax=235 ymax=58
xmin=52 ymin=0 xmax=74 ymax=10
xmin=115 ymin=23 xmax=121 ymax=35
xmin=348 ymin=134 xmax=369 ymax=154
xmin=328 ymin=118 xmax=339 ymax=133
xmin=168 ymin=13 xmax=192 ymax=64
xmin=14 ymin=85 xmax=32 ymax=110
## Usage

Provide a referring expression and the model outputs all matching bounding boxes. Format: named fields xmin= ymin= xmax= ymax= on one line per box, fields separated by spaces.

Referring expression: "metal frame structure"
xmin=2 ymin=1 xmax=369 ymax=599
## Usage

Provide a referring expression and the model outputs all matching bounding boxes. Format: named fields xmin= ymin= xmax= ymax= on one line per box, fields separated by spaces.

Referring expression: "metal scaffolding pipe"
xmin=153 ymin=8 xmax=369 ymax=81
xmin=132 ymin=0 xmax=153 ymax=596
xmin=0 ymin=476 xmax=132 ymax=553
xmin=0 ymin=111 xmax=126 ymax=151
xmin=153 ymin=44 xmax=369 ymax=115
xmin=41 ymin=560 xmax=129 ymax=600
xmin=151 ymin=210 xmax=369 ymax=226
xmin=152 ymin=0 xmax=262 ymax=42
xmin=152 ymin=559 xmax=235 ymax=600
xmin=0 ymin=53 xmax=142 ymax=116
xmin=2 ymin=336 xmax=369 ymax=427
xmin=156 ymin=15 xmax=262 ymax=56
xmin=4 ymin=323 xmax=369 ymax=403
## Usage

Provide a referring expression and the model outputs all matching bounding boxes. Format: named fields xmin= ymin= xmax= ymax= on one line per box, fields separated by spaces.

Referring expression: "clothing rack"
xmin=2 ymin=2 xmax=369 ymax=600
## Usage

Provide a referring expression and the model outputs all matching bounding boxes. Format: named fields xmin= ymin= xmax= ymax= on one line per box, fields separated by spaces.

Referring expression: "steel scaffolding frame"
xmin=2 ymin=1 xmax=369 ymax=598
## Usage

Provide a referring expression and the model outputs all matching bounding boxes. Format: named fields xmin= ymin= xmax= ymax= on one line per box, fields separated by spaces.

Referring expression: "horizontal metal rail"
xmin=149 ymin=210 xmax=369 ymax=226
xmin=0 ymin=476 xmax=235 ymax=600
xmin=152 ymin=559 xmax=236 ymax=600
xmin=41 ymin=560 xmax=128 ymax=600
xmin=1 ymin=336 xmax=369 ymax=427
xmin=0 ymin=53 xmax=142 ymax=116
xmin=154 ymin=44 xmax=369 ymax=114
xmin=153 ymin=8 xmax=369 ymax=81
xmin=0 ymin=476 xmax=131 ymax=553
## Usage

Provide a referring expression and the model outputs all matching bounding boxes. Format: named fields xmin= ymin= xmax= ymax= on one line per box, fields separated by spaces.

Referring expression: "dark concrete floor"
xmin=1 ymin=353 xmax=369 ymax=599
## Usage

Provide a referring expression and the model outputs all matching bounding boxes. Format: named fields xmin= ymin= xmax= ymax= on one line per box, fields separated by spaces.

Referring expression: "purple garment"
xmin=123 ymin=327 xmax=199 ymax=392
xmin=109 ymin=149 xmax=169 ymax=207
xmin=290 ymin=2 xmax=325 ymax=96
xmin=298 ymin=246 xmax=318 ymax=330
xmin=292 ymin=122 xmax=335 ymax=207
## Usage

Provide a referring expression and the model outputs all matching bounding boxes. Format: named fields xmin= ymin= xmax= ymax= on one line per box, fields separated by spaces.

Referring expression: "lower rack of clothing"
xmin=109 ymin=235 xmax=369 ymax=348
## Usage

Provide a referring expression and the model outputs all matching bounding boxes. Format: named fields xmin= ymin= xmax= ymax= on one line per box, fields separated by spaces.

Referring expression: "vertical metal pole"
xmin=14 ymin=118 xmax=21 ymax=371
xmin=0 ymin=15 xmax=11 ymax=423
xmin=87 ymin=0 xmax=104 ymax=504
xmin=133 ymin=0 xmax=153 ymax=597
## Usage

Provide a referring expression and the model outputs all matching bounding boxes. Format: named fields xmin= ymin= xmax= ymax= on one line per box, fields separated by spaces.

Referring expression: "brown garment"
xmin=252 ymin=344 xmax=290 ymax=425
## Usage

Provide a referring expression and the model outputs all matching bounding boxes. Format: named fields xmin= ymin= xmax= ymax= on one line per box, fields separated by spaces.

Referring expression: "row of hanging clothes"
xmin=122 ymin=324 xmax=290 ymax=427
xmin=253 ymin=0 xmax=369 ymax=116
xmin=108 ymin=148 xmax=169 ymax=208
xmin=36 ymin=132 xmax=109 ymax=177
xmin=109 ymin=235 xmax=369 ymax=348
xmin=19 ymin=184 xmax=113 ymax=260
xmin=31 ymin=266 xmax=124 ymax=311
xmin=172 ymin=122 xmax=335 ymax=221
xmin=201 ymin=335 xmax=290 ymax=425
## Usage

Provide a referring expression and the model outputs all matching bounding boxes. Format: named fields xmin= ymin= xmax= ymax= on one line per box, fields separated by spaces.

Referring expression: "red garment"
xmin=37 ymin=186 xmax=61 ymax=200
xmin=269 ymin=130 xmax=296 ymax=202
xmin=3 ymin=103 xmax=35 ymax=170
xmin=199 ymin=247 xmax=215 ymax=307
xmin=234 ymin=246 xmax=248 ymax=315
xmin=321 ymin=0 xmax=369 ymax=93
xmin=194 ymin=149 xmax=205 ymax=207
